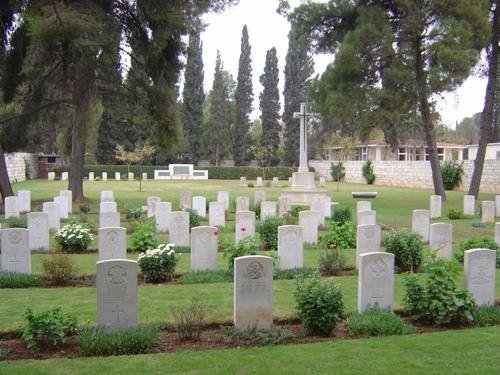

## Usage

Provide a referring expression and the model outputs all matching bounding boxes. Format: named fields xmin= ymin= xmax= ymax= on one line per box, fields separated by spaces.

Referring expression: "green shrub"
xmin=291 ymin=205 xmax=309 ymax=218
xmin=0 ymin=346 xmax=8 ymax=360
xmin=455 ymin=237 xmax=500 ymax=267
xmin=178 ymin=270 xmax=232 ymax=284
xmin=6 ymin=217 xmax=27 ymax=228
xmin=319 ymin=221 xmax=356 ymax=249
xmin=247 ymin=182 xmax=254 ymax=188
xmin=172 ymin=246 xmax=191 ymax=253
xmin=19 ymin=308 xmax=78 ymax=353
xmin=362 ymin=160 xmax=375 ymax=184
xmin=83 ymin=220 xmax=97 ymax=234
xmin=77 ymin=325 xmax=159 ymax=356
xmin=42 ymin=254 xmax=79 ymax=284
xmin=170 ymin=297 xmax=206 ymax=341
xmin=54 ymin=224 xmax=94 ymax=253
xmin=273 ymin=267 xmax=315 ymax=280
xmin=441 ymin=161 xmax=464 ymax=190
xmin=259 ymin=217 xmax=285 ymax=250
xmin=223 ymin=237 xmax=259 ymax=272
xmin=125 ymin=208 xmax=143 ymax=220
xmin=187 ymin=209 xmax=200 ymax=229
xmin=79 ymin=204 xmax=91 ymax=215
xmin=318 ymin=248 xmax=347 ymax=275
xmin=330 ymin=162 xmax=345 ymax=182
xmin=294 ymin=273 xmax=344 ymax=336
xmin=383 ymin=230 xmax=423 ymax=273
xmin=403 ymin=260 xmax=476 ymax=325
xmin=346 ymin=307 xmax=415 ymax=336
xmin=331 ymin=206 xmax=352 ymax=225
xmin=0 ymin=272 xmax=43 ymax=288
xmin=446 ymin=208 xmax=463 ymax=220
xmin=137 ymin=244 xmax=177 ymax=283
xmin=130 ymin=220 xmax=159 ymax=252
xmin=221 ymin=326 xmax=295 ymax=346
xmin=473 ymin=305 xmax=500 ymax=327
xmin=217 ymin=237 xmax=232 ymax=253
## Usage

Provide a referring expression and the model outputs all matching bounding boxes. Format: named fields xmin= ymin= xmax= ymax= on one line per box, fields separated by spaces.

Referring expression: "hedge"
xmin=84 ymin=165 xmax=299 ymax=180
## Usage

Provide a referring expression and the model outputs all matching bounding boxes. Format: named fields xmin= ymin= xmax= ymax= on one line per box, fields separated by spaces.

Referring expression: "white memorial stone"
xmin=464 ymin=249 xmax=496 ymax=306
xmin=115 ymin=172 xmax=121 ymax=181
xmin=100 ymin=190 xmax=114 ymax=202
xmin=321 ymin=196 xmax=332 ymax=218
xmin=155 ymin=202 xmax=172 ymax=233
xmin=192 ymin=196 xmax=207 ymax=218
xmin=463 ymin=195 xmax=475 ymax=216
xmin=495 ymin=222 xmax=500 ymax=246
xmin=169 ymin=211 xmax=190 ymax=247
xmin=357 ymin=201 xmax=371 ymax=213
xmin=142 ymin=172 xmax=147 ymax=180
xmin=429 ymin=223 xmax=453 ymax=260
xmin=235 ymin=211 xmax=256 ymax=242
xmin=60 ymin=190 xmax=72 ymax=214
xmin=191 ymin=226 xmax=218 ymax=271
xmin=481 ymin=201 xmax=495 ymax=224
xmin=278 ymin=225 xmax=303 ymax=270
xmin=180 ymin=191 xmax=192 ymax=210
xmin=147 ymin=196 xmax=160 ymax=218
xmin=236 ymin=196 xmax=250 ymax=212
xmin=102 ymin=172 xmax=108 ymax=181
xmin=357 ymin=210 xmax=376 ymax=226
xmin=430 ymin=195 xmax=442 ymax=219
xmin=1 ymin=228 xmax=30 ymax=274
xmin=53 ymin=196 xmax=68 ymax=219
xmin=27 ymin=212 xmax=49 ymax=252
xmin=208 ymin=202 xmax=225 ymax=227
xmin=17 ymin=190 xmax=31 ymax=213
xmin=61 ymin=172 xmax=68 ymax=181
xmin=240 ymin=176 xmax=247 ymax=187
xmin=496 ymin=196 xmax=500 ymax=218
xmin=128 ymin=172 xmax=134 ymax=181
xmin=272 ymin=177 xmax=279 ymax=187
xmin=100 ymin=201 xmax=117 ymax=213
xmin=319 ymin=176 xmax=326 ymax=187
xmin=256 ymin=177 xmax=263 ymax=187
xmin=278 ymin=196 xmax=291 ymax=217
xmin=99 ymin=212 xmax=121 ymax=228
xmin=47 ymin=172 xmax=55 ymax=180
xmin=89 ymin=172 xmax=94 ymax=181
xmin=299 ymin=210 xmax=318 ymax=245
xmin=356 ymin=224 xmax=381 ymax=268
xmin=217 ymin=191 xmax=229 ymax=212
xmin=98 ymin=227 xmax=127 ymax=260
xmin=43 ymin=202 xmax=60 ymax=230
xmin=310 ymin=200 xmax=325 ymax=228
xmin=412 ymin=209 xmax=430 ymax=243
xmin=260 ymin=201 xmax=277 ymax=221
xmin=254 ymin=191 xmax=266 ymax=207
xmin=4 ymin=196 xmax=20 ymax=219
xmin=358 ymin=252 xmax=394 ymax=313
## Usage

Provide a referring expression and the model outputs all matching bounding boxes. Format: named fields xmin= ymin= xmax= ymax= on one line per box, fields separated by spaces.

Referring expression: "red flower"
xmin=240 ymin=227 xmax=246 ymax=232
xmin=213 ymin=231 xmax=219 ymax=236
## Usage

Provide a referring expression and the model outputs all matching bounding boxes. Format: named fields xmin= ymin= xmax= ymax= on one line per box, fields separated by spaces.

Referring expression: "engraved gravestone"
xmin=299 ymin=210 xmax=318 ymax=245
xmin=272 ymin=177 xmax=279 ymax=187
xmin=169 ymin=211 xmax=190 ymax=246
xmin=481 ymin=201 xmax=495 ymax=224
xmin=412 ymin=209 xmax=430 ymax=243
xmin=100 ymin=190 xmax=114 ymax=202
xmin=115 ymin=172 xmax=121 ymax=181
xmin=1 ymin=228 xmax=30 ymax=274
xmin=464 ymin=249 xmax=496 ymax=306
xmin=356 ymin=224 xmax=381 ymax=268
xmin=191 ymin=226 xmax=218 ymax=271
xmin=278 ymin=225 xmax=303 ymax=270
xmin=54 ymin=196 xmax=68 ymax=219
xmin=209 ymin=202 xmax=225 ymax=227
xmin=100 ymin=201 xmax=117 ymax=213
xmin=96 ymin=259 xmax=137 ymax=332
xmin=17 ymin=190 xmax=31 ymax=213
xmin=463 ymin=195 xmax=475 ymax=216
xmin=89 ymin=172 xmax=95 ymax=181
xmin=240 ymin=177 xmax=247 ymax=187
xmin=236 ymin=196 xmax=250 ymax=212
xmin=60 ymin=190 xmax=73 ymax=214
xmin=234 ymin=255 xmax=273 ymax=330
xmin=495 ymin=222 xmax=500 ymax=246
xmin=256 ymin=177 xmax=263 ymax=187
xmin=321 ymin=196 xmax=332 ymax=218
xmin=4 ymin=196 xmax=20 ymax=219
xmin=142 ymin=172 xmax=147 ymax=180
xmin=357 ymin=201 xmax=371 ymax=213
xmin=310 ymin=200 xmax=325 ymax=228
xmin=496 ymin=196 xmax=500 ymax=218
xmin=278 ymin=196 xmax=291 ymax=217
xmin=192 ymin=196 xmax=207 ymax=218
xmin=27 ymin=212 xmax=49 ymax=252
xmin=155 ymin=202 xmax=171 ymax=233
xmin=99 ymin=212 xmax=121 ymax=229
xmin=319 ymin=176 xmax=326 ymax=187
xmin=43 ymin=202 xmax=60 ymax=230
xmin=358 ymin=252 xmax=394 ymax=313
xmin=429 ymin=223 xmax=453 ymax=260
xmin=128 ymin=172 xmax=134 ymax=181
xmin=254 ymin=191 xmax=266 ymax=207
xmin=147 ymin=196 xmax=161 ymax=218
xmin=430 ymin=195 xmax=442 ymax=219
xmin=260 ymin=201 xmax=277 ymax=221
xmin=217 ymin=191 xmax=230 ymax=212
xmin=235 ymin=211 xmax=256 ymax=242
xmin=180 ymin=191 xmax=192 ymax=210
xmin=357 ymin=210 xmax=376 ymax=226
xmin=48 ymin=172 xmax=55 ymax=180
xmin=61 ymin=172 xmax=68 ymax=181
xmin=98 ymin=227 xmax=127 ymax=261
xmin=102 ymin=172 xmax=108 ymax=181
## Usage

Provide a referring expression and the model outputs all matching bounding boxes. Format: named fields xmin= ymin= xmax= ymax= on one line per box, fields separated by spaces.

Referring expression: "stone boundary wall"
xmin=5 ymin=153 xmax=38 ymax=183
xmin=309 ymin=160 xmax=500 ymax=194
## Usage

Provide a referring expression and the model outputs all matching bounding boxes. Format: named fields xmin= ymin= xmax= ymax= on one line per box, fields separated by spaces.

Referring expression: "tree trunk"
xmin=0 ymin=145 xmax=14 ymax=203
xmin=468 ymin=1 xmax=499 ymax=198
xmin=413 ymin=36 xmax=446 ymax=199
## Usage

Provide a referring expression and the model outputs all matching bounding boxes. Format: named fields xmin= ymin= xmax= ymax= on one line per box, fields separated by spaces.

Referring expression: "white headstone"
xmin=27 ymin=212 xmax=49 ymax=252
xmin=254 ymin=191 xmax=266 ymax=207
xmin=100 ymin=201 xmax=117 ymax=213
xmin=240 ymin=177 xmax=247 ymax=187
xmin=4 ymin=196 xmax=20 ymax=219
xmin=179 ymin=191 xmax=192 ymax=210
xmin=53 ymin=196 xmax=68 ymax=219
xmin=299 ymin=210 xmax=318 ymax=245
xmin=99 ymin=212 xmax=121 ymax=228
xmin=147 ymin=196 xmax=160 ymax=218
xmin=321 ymin=196 xmax=332 ymax=218
xmin=357 ymin=201 xmax=371 ymax=213
xmin=463 ymin=195 xmax=475 ymax=216
xmin=192 ymin=196 xmax=207 ymax=218
xmin=155 ymin=202 xmax=172 ymax=233
xmin=236 ymin=196 xmax=250 ymax=212
xmin=217 ymin=191 xmax=229 ymax=212
xmin=256 ymin=177 xmax=263 ymax=187
xmin=60 ymin=190 xmax=72 ymax=214
xmin=169 ymin=211 xmax=190 ymax=247
xmin=43 ymin=202 xmax=60 ymax=230
xmin=272 ymin=177 xmax=279 ymax=187
xmin=464 ymin=249 xmax=496 ymax=306
xmin=356 ymin=224 xmax=381 ymax=268
xmin=98 ymin=227 xmax=127 ymax=261
xmin=1 ymin=228 xmax=30 ymax=274
xmin=48 ymin=172 xmax=55 ymax=180
xmin=234 ymin=255 xmax=273 ymax=330
xmin=191 ymin=226 xmax=218 ymax=271
xmin=142 ymin=172 xmax=147 ymax=180
xmin=96 ymin=259 xmax=137 ymax=332
xmin=128 ymin=172 xmax=134 ymax=181
xmin=102 ymin=172 xmax=107 ymax=181
xmin=412 ymin=209 xmax=430 ymax=243
xmin=358 ymin=252 xmax=394 ymax=313
xmin=357 ymin=210 xmax=376 ymax=226
xmin=429 ymin=223 xmax=453 ymax=260
xmin=481 ymin=201 xmax=495 ymax=224
xmin=61 ymin=172 xmax=68 ymax=181
xmin=278 ymin=196 xmax=291 ymax=217
xmin=100 ymin=190 xmax=114 ymax=202
xmin=235 ymin=211 xmax=256 ymax=242
xmin=260 ymin=201 xmax=277 ymax=221
xmin=17 ymin=190 xmax=31 ymax=213
xmin=278 ymin=225 xmax=303 ymax=270
xmin=310 ymin=200 xmax=325 ymax=228
xmin=319 ymin=176 xmax=326 ymax=187
xmin=496 ymin=196 xmax=500 ymax=218
xmin=115 ymin=172 xmax=121 ymax=181
xmin=495 ymin=222 xmax=500 ymax=247
xmin=430 ymin=195 xmax=442 ymax=219
xmin=209 ymin=202 xmax=225 ymax=227
xmin=89 ymin=172 xmax=95 ymax=181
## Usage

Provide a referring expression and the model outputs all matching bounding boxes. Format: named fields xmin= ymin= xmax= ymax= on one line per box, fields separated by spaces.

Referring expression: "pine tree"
xmin=233 ymin=25 xmax=253 ymax=165
xmin=259 ymin=47 xmax=280 ymax=166
xmin=283 ymin=25 xmax=314 ymax=167
xmin=182 ymin=31 xmax=204 ymax=164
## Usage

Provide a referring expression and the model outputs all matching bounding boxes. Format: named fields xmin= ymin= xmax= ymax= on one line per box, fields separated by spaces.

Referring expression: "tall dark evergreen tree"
xmin=182 ymin=31 xmax=204 ymax=164
xmin=259 ymin=47 xmax=280 ymax=166
xmin=283 ymin=24 xmax=314 ymax=167
xmin=233 ymin=25 xmax=253 ymax=165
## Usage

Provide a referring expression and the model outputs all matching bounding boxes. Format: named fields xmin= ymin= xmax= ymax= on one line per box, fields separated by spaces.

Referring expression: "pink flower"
xmin=213 ymin=231 xmax=219 ymax=236
xmin=240 ymin=227 xmax=246 ymax=232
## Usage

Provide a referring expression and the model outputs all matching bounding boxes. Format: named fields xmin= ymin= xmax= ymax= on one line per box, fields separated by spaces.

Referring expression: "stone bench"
xmin=352 ymin=192 xmax=378 ymax=198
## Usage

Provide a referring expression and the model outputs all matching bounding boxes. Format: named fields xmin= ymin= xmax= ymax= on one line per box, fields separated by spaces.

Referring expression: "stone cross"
xmin=293 ymin=103 xmax=314 ymax=173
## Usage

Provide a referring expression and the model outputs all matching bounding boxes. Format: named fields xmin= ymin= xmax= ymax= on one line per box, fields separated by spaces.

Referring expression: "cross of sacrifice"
xmin=112 ymin=305 xmax=125 ymax=322
xmin=293 ymin=103 xmax=315 ymax=172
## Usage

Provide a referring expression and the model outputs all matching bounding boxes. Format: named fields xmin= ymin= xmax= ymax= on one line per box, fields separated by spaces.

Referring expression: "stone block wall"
xmin=309 ymin=160 xmax=500 ymax=193
xmin=5 ymin=153 xmax=38 ymax=183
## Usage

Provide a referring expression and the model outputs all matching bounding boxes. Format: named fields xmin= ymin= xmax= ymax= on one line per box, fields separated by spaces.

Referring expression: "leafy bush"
xmin=223 ymin=237 xmax=259 ymax=272
xmin=79 ymin=204 xmax=91 ymax=215
xmin=77 ymin=325 xmax=159 ymax=356
xmin=221 ymin=326 xmax=295 ymax=346
xmin=331 ymin=206 xmax=352 ymax=225
xmin=217 ymin=237 xmax=232 ymax=253
xmin=259 ymin=217 xmax=284 ymax=250
xmin=125 ymin=208 xmax=143 ymax=220
xmin=473 ymin=305 xmax=500 ymax=327
xmin=170 ymin=297 xmax=207 ymax=341
xmin=6 ymin=217 xmax=27 ymax=228
xmin=0 ymin=272 xmax=43 ymax=288
xmin=187 ymin=209 xmax=200 ymax=229
xmin=206 ymin=166 xmax=297 ymax=180
xmin=273 ymin=267 xmax=315 ymax=280
xmin=403 ymin=260 xmax=476 ymax=325
xmin=446 ymin=208 xmax=463 ymax=220
xmin=19 ymin=308 xmax=77 ymax=353
xmin=54 ymin=224 xmax=94 ymax=253
xmin=319 ymin=221 xmax=356 ymax=249
xmin=291 ymin=205 xmax=309 ymax=218
xmin=42 ymin=254 xmax=79 ymax=284
xmin=137 ymin=244 xmax=177 ymax=283
xmin=247 ymin=182 xmax=254 ymax=188
xmin=130 ymin=220 xmax=159 ymax=252
xmin=330 ymin=162 xmax=345 ymax=182
xmin=383 ymin=230 xmax=423 ymax=273
xmin=362 ymin=160 xmax=375 ymax=184
xmin=0 ymin=346 xmax=8 ymax=360
xmin=346 ymin=307 xmax=415 ymax=336
xmin=178 ymin=270 xmax=232 ymax=284
xmin=294 ymin=273 xmax=344 ymax=336
xmin=318 ymin=248 xmax=347 ymax=275
xmin=455 ymin=237 xmax=500 ymax=267
xmin=441 ymin=161 xmax=464 ymax=190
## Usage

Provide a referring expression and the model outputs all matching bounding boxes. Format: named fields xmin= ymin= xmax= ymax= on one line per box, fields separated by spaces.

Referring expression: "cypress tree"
xmin=259 ymin=47 xmax=280 ymax=166
xmin=233 ymin=25 xmax=253 ymax=165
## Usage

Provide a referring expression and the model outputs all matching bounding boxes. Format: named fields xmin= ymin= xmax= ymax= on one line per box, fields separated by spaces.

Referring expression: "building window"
xmin=398 ymin=147 xmax=406 ymax=161
xmin=47 ymin=157 xmax=56 ymax=163
xmin=424 ymin=148 xmax=445 ymax=160
xmin=356 ymin=147 xmax=368 ymax=161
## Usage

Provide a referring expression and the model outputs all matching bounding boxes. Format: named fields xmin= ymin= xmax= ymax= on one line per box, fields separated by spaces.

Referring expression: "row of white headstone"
xmin=429 ymin=194 xmax=500 ymax=222
xmin=239 ymin=176 xmax=327 ymax=188
xmin=47 ymin=172 xmax=149 ymax=181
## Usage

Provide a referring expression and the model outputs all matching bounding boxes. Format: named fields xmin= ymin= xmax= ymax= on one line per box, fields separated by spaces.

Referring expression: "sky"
xmin=197 ymin=0 xmax=487 ymax=128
